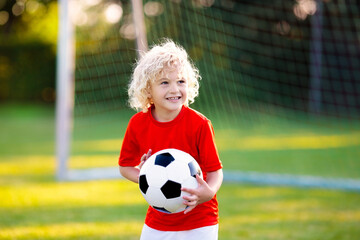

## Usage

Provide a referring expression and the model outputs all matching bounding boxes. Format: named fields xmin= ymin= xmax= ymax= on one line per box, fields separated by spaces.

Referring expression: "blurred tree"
xmin=0 ymin=0 xmax=57 ymax=45
xmin=0 ymin=0 xmax=58 ymax=103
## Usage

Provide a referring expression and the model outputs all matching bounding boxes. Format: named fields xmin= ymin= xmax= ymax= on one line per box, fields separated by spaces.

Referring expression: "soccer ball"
xmin=139 ymin=148 xmax=203 ymax=214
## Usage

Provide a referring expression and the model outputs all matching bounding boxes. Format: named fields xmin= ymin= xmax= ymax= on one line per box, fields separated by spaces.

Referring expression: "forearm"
xmin=206 ymin=169 xmax=223 ymax=196
xmin=119 ymin=166 xmax=140 ymax=183
xmin=119 ymin=150 xmax=152 ymax=184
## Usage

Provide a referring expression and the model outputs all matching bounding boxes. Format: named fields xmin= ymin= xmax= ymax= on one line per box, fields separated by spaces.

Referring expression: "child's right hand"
xmin=138 ymin=149 xmax=152 ymax=169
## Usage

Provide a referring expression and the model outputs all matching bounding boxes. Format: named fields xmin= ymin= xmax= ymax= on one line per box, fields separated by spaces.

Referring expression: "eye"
xmin=178 ymin=79 xmax=186 ymax=84
xmin=160 ymin=81 xmax=168 ymax=85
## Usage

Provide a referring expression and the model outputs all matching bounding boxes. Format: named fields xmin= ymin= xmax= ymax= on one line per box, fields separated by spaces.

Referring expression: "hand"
xmin=138 ymin=149 xmax=152 ymax=169
xmin=181 ymin=174 xmax=216 ymax=214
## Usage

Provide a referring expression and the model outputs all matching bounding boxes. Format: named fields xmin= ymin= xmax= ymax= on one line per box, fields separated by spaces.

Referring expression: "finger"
xmin=196 ymin=174 xmax=205 ymax=184
xmin=140 ymin=154 xmax=146 ymax=163
xmin=181 ymin=187 xmax=196 ymax=195
xmin=146 ymin=149 xmax=152 ymax=159
xmin=139 ymin=153 xmax=147 ymax=169
xmin=183 ymin=198 xmax=197 ymax=206
xmin=184 ymin=205 xmax=196 ymax=214
xmin=182 ymin=194 xmax=197 ymax=201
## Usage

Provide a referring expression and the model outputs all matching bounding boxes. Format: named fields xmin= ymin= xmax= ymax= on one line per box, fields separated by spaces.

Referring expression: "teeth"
xmin=168 ymin=97 xmax=180 ymax=100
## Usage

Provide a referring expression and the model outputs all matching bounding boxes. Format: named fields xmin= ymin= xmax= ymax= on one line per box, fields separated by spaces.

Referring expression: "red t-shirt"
xmin=118 ymin=105 xmax=222 ymax=231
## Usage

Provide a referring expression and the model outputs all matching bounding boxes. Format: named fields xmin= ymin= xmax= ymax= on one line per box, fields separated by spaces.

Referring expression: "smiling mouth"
xmin=167 ymin=97 xmax=181 ymax=100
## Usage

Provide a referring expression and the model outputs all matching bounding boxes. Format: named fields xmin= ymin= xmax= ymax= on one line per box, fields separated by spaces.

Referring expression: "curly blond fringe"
xmin=128 ymin=39 xmax=201 ymax=112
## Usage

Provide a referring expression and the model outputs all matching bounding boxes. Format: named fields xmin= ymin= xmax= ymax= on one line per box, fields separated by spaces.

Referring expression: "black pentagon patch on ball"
xmin=188 ymin=161 xmax=200 ymax=178
xmin=161 ymin=180 xmax=181 ymax=199
xmin=155 ymin=152 xmax=175 ymax=167
xmin=152 ymin=206 xmax=171 ymax=214
xmin=139 ymin=175 xmax=149 ymax=194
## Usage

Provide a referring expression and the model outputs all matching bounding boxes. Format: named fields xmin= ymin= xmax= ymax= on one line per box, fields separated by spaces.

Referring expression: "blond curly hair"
xmin=128 ymin=39 xmax=201 ymax=112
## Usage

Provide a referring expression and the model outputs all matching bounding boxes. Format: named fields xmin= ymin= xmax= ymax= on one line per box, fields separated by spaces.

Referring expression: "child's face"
xmin=148 ymin=66 xmax=188 ymax=121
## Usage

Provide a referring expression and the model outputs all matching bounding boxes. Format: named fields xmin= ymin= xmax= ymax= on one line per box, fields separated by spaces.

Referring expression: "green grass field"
xmin=1 ymin=104 xmax=360 ymax=239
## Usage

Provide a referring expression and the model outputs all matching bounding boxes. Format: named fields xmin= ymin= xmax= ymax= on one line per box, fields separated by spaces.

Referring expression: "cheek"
xmin=150 ymin=87 xmax=165 ymax=99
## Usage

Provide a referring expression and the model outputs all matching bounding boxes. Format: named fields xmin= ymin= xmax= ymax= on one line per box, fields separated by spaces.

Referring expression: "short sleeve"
xmin=118 ymin=118 xmax=141 ymax=167
xmin=197 ymin=119 xmax=222 ymax=172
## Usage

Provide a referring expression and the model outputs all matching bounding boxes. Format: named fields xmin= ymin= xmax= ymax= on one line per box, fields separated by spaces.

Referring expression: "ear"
xmin=144 ymin=84 xmax=151 ymax=98
xmin=146 ymin=92 xmax=152 ymax=103
xmin=145 ymin=90 xmax=153 ymax=105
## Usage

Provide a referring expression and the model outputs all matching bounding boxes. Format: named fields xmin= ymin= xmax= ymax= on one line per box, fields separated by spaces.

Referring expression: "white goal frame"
xmin=55 ymin=0 xmax=360 ymax=192
xmin=56 ymin=0 xmax=74 ymax=181
xmin=55 ymin=0 xmax=147 ymax=181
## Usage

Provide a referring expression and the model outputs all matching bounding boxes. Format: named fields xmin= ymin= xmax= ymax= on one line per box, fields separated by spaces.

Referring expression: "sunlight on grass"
xmin=70 ymin=131 xmax=360 ymax=154
xmin=0 ymin=179 xmax=145 ymax=208
xmin=0 ymin=156 xmax=55 ymax=176
xmin=216 ymin=131 xmax=360 ymax=151
xmin=2 ymin=153 xmax=360 ymax=240
xmin=222 ymin=209 xmax=360 ymax=225
xmin=2 ymin=104 xmax=360 ymax=239
xmin=218 ymin=185 xmax=360 ymax=239
xmin=0 ymin=222 xmax=143 ymax=240
xmin=0 ymin=155 xmax=119 ymax=178
xmin=73 ymin=139 xmax=123 ymax=153
xmin=1 ymin=167 xmax=147 ymax=240
xmin=69 ymin=155 xmax=119 ymax=169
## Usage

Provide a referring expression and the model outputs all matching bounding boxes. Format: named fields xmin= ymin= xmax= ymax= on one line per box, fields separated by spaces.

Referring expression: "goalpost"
xmin=56 ymin=0 xmax=360 ymax=190
xmin=56 ymin=0 xmax=147 ymax=181
xmin=56 ymin=0 xmax=74 ymax=181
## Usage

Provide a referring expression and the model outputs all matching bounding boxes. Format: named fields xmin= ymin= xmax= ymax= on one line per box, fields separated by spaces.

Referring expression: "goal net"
xmin=56 ymin=0 xmax=360 ymax=190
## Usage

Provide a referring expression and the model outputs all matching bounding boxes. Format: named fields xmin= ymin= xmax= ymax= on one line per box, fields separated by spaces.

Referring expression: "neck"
xmin=151 ymin=106 xmax=183 ymax=122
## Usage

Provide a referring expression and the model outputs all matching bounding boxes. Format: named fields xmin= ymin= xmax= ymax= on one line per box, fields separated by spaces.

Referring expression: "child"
xmin=118 ymin=39 xmax=223 ymax=240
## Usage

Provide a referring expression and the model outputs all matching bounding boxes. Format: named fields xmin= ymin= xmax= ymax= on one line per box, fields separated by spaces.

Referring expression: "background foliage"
xmin=0 ymin=0 xmax=57 ymax=102
xmin=1 ymin=0 xmax=359 ymax=119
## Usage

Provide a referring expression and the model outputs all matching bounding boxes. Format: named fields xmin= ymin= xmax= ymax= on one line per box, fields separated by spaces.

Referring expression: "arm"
xmin=119 ymin=149 xmax=152 ymax=184
xmin=182 ymin=168 xmax=223 ymax=214
xmin=119 ymin=166 xmax=140 ymax=183
xmin=206 ymin=168 xmax=224 ymax=195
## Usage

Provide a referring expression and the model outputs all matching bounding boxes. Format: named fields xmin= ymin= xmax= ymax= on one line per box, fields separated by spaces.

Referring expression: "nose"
xmin=169 ymin=82 xmax=179 ymax=93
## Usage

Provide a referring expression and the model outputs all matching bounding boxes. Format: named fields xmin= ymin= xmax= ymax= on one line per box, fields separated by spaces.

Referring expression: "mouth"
xmin=166 ymin=97 xmax=181 ymax=101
